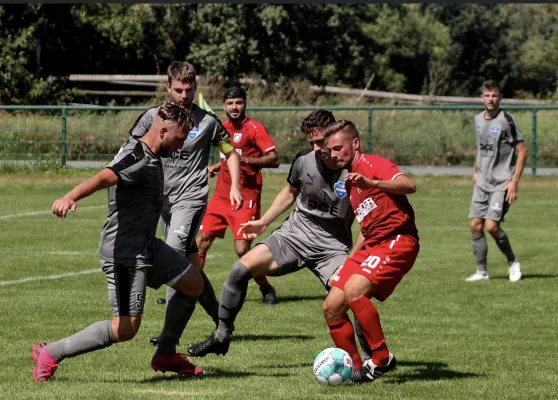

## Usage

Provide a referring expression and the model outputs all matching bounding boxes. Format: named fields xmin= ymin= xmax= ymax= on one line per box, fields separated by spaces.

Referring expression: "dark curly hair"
xmin=157 ymin=102 xmax=195 ymax=133
xmin=300 ymin=110 xmax=336 ymax=135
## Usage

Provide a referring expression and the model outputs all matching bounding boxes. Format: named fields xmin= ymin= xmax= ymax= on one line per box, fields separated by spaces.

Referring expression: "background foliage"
xmin=2 ymin=4 xmax=558 ymax=104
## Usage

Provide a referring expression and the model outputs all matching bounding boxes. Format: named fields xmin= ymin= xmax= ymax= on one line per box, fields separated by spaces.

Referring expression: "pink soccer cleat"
xmin=151 ymin=353 xmax=203 ymax=376
xmin=32 ymin=343 xmax=58 ymax=382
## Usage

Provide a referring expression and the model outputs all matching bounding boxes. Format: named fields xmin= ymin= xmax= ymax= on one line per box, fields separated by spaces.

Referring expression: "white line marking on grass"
xmin=0 ymin=268 xmax=100 ymax=286
xmin=0 ymin=250 xmax=96 ymax=255
xmin=0 ymin=205 xmax=105 ymax=220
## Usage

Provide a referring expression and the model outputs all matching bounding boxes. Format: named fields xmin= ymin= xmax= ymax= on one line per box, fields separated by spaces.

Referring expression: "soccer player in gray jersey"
xmin=466 ymin=80 xmax=528 ymax=282
xmin=187 ymin=110 xmax=371 ymax=360
xmin=129 ymin=61 xmax=242 ymax=342
xmin=32 ymin=104 xmax=207 ymax=382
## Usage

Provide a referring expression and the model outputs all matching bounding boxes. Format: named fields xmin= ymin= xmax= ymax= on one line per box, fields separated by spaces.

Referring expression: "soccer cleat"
xmin=352 ymin=353 xmax=396 ymax=384
xmin=32 ymin=343 xmax=58 ymax=382
xmin=187 ymin=333 xmax=230 ymax=357
xmin=151 ymin=353 xmax=203 ymax=376
xmin=509 ymin=260 xmax=522 ymax=282
xmin=465 ymin=271 xmax=489 ymax=282
xmin=150 ymin=336 xmax=160 ymax=346
xmin=157 ymin=298 xmax=166 ymax=305
xmin=260 ymin=286 xmax=278 ymax=305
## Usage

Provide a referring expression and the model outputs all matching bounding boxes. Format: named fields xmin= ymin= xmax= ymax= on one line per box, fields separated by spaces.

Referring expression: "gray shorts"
xmin=469 ymin=186 xmax=510 ymax=222
xmin=101 ymin=238 xmax=192 ymax=316
xmin=259 ymin=225 xmax=348 ymax=288
xmin=159 ymin=199 xmax=206 ymax=255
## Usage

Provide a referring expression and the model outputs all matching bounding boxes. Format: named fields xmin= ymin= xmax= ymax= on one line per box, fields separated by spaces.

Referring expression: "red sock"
xmin=327 ymin=314 xmax=363 ymax=369
xmin=254 ymin=275 xmax=272 ymax=289
xmin=348 ymin=297 xmax=390 ymax=366
xmin=199 ymin=253 xmax=206 ymax=268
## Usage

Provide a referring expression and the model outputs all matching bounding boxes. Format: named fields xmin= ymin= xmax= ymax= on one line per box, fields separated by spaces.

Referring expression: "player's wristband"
xmin=218 ymin=140 xmax=234 ymax=154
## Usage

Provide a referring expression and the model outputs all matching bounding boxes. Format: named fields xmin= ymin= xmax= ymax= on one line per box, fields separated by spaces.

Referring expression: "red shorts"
xmin=199 ymin=193 xmax=261 ymax=240
xmin=331 ymin=234 xmax=419 ymax=301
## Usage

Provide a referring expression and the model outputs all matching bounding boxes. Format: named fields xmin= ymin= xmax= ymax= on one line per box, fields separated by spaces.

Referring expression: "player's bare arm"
xmin=238 ymin=183 xmax=297 ymax=240
xmin=52 ymin=168 xmax=119 ymax=218
xmin=221 ymin=145 xmax=243 ymax=210
xmin=505 ymin=141 xmax=528 ymax=203
xmin=240 ymin=150 xmax=280 ymax=168
xmin=345 ymin=173 xmax=416 ymax=195
xmin=472 ymin=154 xmax=478 ymax=187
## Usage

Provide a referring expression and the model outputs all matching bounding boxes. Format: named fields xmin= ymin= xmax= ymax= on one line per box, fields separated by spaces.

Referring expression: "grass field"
xmin=0 ymin=172 xmax=557 ymax=400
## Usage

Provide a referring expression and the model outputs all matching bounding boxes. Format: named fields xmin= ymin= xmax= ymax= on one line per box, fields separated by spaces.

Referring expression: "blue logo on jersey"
xmin=334 ymin=181 xmax=347 ymax=199
xmin=491 ymin=125 xmax=500 ymax=137
xmin=188 ymin=125 xmax=201 ymax=140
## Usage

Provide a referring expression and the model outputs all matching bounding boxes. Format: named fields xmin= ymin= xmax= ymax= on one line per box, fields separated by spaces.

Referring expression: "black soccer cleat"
xmin=157 ymin=298 xmax=166 ymax=305
xmin=260 ymin=286 xmax=278 ymax=305
xmin=352 ymin=353 xmax=397 ymax=384
xmin=187 ymin=333 xmax=230 ymax=357
xmin=150 ymin=336 xmax=160 ymax=346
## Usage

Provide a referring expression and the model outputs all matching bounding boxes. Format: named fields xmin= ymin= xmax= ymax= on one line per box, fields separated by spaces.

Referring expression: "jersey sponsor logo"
xmin=491 ymin=125 xmax=500 ymax=137
xmin=355 ymin=197 xmax=377 ymax=222
xmin=233 ymin=132 xmax=243 ymax=143
xmin=334 ymin=181 xmax=347 ymax=199
xmin=188 ymin=125 xmax=201 ymax=140
xmin=479 ymin=143 xmax=495 ymax=157
xmin=307 ymin=198 xmax=339 ymax=216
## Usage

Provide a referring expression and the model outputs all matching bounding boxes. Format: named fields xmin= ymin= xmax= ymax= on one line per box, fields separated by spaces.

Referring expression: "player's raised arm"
xmin=238 ymin=183 xmax=297 ymax=240
xmin=52 ymin=168 xmax=118 ymax=218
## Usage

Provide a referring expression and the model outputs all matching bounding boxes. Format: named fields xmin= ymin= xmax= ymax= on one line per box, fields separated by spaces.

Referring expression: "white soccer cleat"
xmin=508 ymin=260 xmax=522 ymax=282
xmin=465 ymin=271 xmax=489 ymax=282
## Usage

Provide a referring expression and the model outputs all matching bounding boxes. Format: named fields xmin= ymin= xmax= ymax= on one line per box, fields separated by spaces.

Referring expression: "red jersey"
xmin=214 ymin=117 xmax=276 ymax=198
xmin=347 ymin=153 xmax=418 ymax=246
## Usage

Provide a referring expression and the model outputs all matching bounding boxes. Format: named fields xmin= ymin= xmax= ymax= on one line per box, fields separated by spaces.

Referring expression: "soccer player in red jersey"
xmin=196 ymin=87 xmax=281 ymax=304
xmin=321 ymin=120 xmax=420 ymax=384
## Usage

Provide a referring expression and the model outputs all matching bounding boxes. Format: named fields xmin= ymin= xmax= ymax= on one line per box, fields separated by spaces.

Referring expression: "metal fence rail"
xmin=1 ymin=105 xmax=557 ymax=175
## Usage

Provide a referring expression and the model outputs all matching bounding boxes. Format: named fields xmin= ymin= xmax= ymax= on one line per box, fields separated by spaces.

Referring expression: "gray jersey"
xmin=129 ymin=104 xmax=229 ymax=205
xmin=99 ymin=139 xmax=163 ymax=266
xmin=474 ymin=110 xmax=524 ymax=192
xmin=283 ymin=149 xmax=354 ymax=250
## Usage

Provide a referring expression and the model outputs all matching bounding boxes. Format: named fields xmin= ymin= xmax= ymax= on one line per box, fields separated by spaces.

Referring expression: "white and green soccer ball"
xmin=313 ymin=347 xmax=353 ymax=386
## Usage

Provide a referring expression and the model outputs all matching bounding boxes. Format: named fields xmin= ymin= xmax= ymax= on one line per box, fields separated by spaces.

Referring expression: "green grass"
xmin=0 ymin=173 xmax=557 ymax=399
xmin=2 ymin=108 xmax=558 ymax=166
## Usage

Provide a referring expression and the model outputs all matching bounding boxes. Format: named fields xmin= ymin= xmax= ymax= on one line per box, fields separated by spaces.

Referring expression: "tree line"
xmin=1 ymin=4 xmax=558 ymax=104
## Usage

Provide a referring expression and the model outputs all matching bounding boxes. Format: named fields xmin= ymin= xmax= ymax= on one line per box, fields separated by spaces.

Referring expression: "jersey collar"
xmin=350 ymin=151 xmax=364 ymax=171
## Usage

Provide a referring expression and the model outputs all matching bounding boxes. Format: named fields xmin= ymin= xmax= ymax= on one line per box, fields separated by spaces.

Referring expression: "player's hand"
xmin=504 ymin=180 xmax=518 ymax=203
xmin=230 ymin=186 xmax=244 ymax=211
xmin=237 ymin=219 xmax=268 ymax=240
xmin=208 ymin=165 xmax=220 ymax=178
xmin=345 ymin=173 xmax=376 ymax=189
xmin=52 ymin=196 xmax=77 ymax=218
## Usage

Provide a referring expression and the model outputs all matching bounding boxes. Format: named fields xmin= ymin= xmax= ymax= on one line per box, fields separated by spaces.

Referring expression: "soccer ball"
xmin=312 ymin=347 xmax=353 ymax=386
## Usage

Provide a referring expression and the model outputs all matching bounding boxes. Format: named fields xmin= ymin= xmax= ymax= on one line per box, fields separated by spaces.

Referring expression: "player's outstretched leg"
xmin=33 ymin=320 xmax=117 ymax=382
xmin=188 ymin=260 xmax=252 ymax=357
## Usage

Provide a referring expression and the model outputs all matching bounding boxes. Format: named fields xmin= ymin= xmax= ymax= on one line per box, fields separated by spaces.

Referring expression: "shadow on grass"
xmin=232 ymin=333 xmax=315 ymax=342
xmin=491 ymin=274 xmax=558 ymax=280
xmin=140 ymin=367 xmax=292 ymax=382
xmin=383 ymin=360 xmax=485 ymax=384
xmin=247 ymin=295 xmax=324 ymax=303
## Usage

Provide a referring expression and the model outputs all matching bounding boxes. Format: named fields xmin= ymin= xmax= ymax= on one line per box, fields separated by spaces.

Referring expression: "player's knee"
xmin=322 ymin=299 xmax=344 ymax=323
xmin=112 ymin=318 xmax=140 ymax=342
xmin=174 ymin=266 xmax=204 ymax=296
xmin=484 ymin=220 xmax=500 ymax=237
xmin=234 ymin=241 xmax=251 ymax=258
xmin=231 ymin=260 xmax=253 ymax=280
xmin=196 ymin=233 xmax=214 ymax=253
xmin=469 ymin=219 xmax=484 ymax=234
xmin=343 ymin=283 xmax=369 ymax=303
